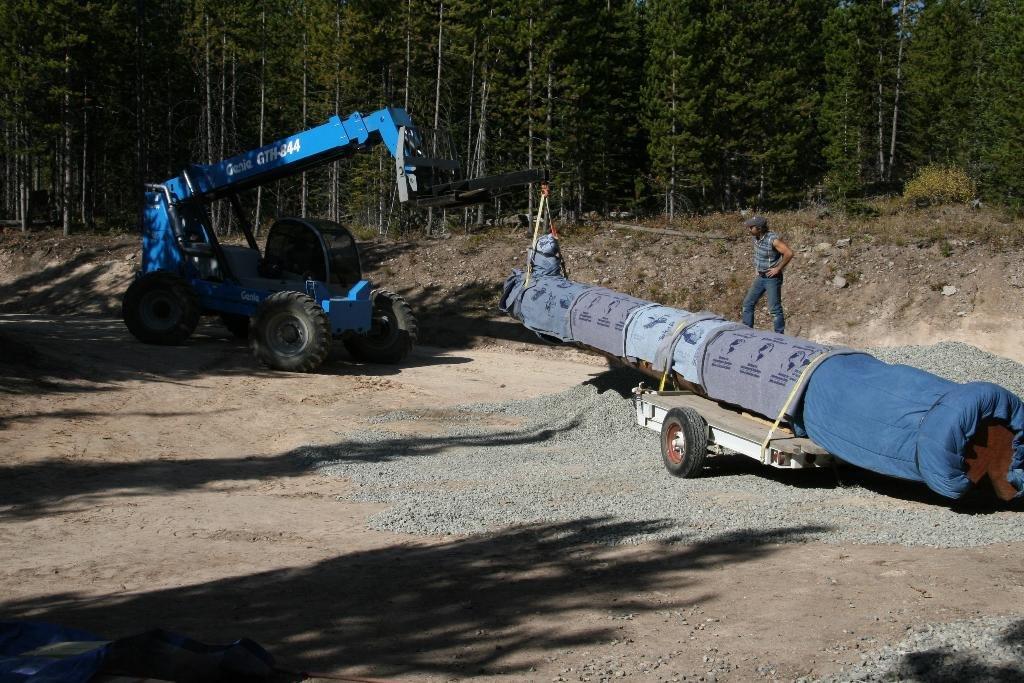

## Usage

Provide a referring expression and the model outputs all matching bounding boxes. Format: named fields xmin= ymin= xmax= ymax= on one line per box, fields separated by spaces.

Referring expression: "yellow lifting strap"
xmin=759 ymin=351 xmax=830 ymax=463
xmin=657 ymin=319 xmax=692 ymax=392
xmin=523 ymin=182 xmax=550 ymax=289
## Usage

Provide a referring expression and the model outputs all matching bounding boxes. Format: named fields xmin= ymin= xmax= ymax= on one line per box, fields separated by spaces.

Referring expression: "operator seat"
xmin=260 ymin=218 xmax=328 ymax=281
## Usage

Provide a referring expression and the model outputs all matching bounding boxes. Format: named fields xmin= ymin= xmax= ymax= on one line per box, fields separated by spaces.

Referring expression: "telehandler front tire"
xmin=343 ymin=289 xmax=417 ymax=364
xmin=122 ymin=271 xmax=200 ymax=345
xmin=250 ymin=291 xmax=331 ymax=372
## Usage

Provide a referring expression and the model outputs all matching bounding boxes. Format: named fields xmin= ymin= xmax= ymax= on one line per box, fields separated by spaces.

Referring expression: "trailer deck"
xmin=633 ymin=385 xmax=834 ymax=474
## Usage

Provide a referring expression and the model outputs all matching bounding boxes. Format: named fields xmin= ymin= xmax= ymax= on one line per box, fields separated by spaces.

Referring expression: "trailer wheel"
xmin=250 ymin=291 xmax=331 ymax=372
xmin=660 ymin=407 xmax=709 ymax=478
xmin=220 ymin=312 xmax=250 ymax=339
xmin=343 ymin=289 xmax=417 ymax=363
xmin=122 ymin=271 xmax=200 ymax=345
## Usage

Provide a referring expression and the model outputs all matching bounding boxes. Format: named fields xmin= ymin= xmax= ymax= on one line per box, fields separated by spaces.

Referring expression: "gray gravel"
xmin=868 ymin=341 xmax=1024 ymax=398
xmin=820 ymin=615 xmax=1024 ymax=682
xmin=306 ymin=341 xmax=1023 ymax=548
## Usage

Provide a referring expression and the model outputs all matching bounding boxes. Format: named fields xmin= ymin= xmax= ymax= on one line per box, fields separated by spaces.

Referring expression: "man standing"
xmin=741 ymin=215 xmax=793 ymax=334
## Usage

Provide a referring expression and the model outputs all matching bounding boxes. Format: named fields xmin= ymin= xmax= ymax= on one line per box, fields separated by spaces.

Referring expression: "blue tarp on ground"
xmin=797 ymin=353 xmax=1024 ymax=498
xmin=0 ymin=622 xmax=106 ymax=683
xmin=0 ymin=622 xmax=277 ymax=683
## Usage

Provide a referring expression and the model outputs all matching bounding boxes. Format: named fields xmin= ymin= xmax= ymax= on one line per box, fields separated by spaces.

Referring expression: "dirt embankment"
xmin=1 ymin=206 xmax=1022 ymax=361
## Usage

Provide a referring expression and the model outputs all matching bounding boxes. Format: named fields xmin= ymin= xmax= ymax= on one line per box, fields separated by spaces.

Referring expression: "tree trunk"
xmin=220 ymin=32 xmax=228 ymax=234
xmin=136 ymin=0 xmax=146 ymax=231
xmin=81 ymin=82 xmax=90 ymax=226
xmin=301 ymin=1 xmax=308 ymax=218
xmin=332 ymin=1 xmax=341 ymax=223
xmin=63 ymin=49 xmax=72 ymax=236
xmin=527 ymin=18 xmax=534 ymax=221
xmin=464 ymin=38 xmax=476 ymax=231
xmin=669 ymin=52 xmax=676 ymax=221
xmin=255 ymin=5 xmax=266 ymax=236
xmin=474 ymin=69 xmax=489 ymax=226
xmin=19 ymin=122 xmax=28 ymax=232
xmin=428 ymin=1 xmax=444 ymax=234
xmin=204 ymin=10 xmax=213 ymax=169
xmin=404 ymin=0 xmax=411 ymax=110
xmin=876 ymin=0 xmax=886 ymax=182
xmin=545 ymin=66 xmax=552 ymax=172
xmin=887 ymin=0 xmax=908 ymax=182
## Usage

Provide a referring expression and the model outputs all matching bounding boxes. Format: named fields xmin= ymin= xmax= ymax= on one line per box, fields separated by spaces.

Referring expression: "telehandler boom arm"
xmin=163 ymin=106 xmax=541 ymax=210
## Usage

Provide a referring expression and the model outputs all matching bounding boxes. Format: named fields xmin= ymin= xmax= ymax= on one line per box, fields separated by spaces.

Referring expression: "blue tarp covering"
xmin=500 ymin=267 xmax=1024 ymax=499
xmin=798 ymin=353 xmax=1024 ymax=499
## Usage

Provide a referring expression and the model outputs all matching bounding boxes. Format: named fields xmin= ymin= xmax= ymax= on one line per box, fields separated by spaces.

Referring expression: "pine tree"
xmin=642 ymin=0 xmax=711 ymax=217
xmin=903 ymin=0 xmax=985 ymax=172
xmin=821 ymin=0 xmax=896 ymax=199
xmin=976 ymin=0 xmax=1024 ymax=208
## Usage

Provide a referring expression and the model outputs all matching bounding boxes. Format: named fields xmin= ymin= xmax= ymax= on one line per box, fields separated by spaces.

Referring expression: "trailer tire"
xmin=220 ymin=312 xmax=250 ymax=339
xmin=250 ymin=291 xmax=331 ymax=372
xmin=660 ymin=407 xmax=709 ymax=478
xmin=122 ymin=271 xmax=200 ymax=345
xmin=343 ymin=289 xmax=417 ymax=363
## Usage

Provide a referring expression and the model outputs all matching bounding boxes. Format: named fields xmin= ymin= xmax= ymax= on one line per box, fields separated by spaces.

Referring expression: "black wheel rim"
xmin=266 ymin=311 xmax=311 ymax=357
xmin=369 ymin=312 xmax=398 ymax=343
xmin=139 ymin=291 xmax=181 ymax=332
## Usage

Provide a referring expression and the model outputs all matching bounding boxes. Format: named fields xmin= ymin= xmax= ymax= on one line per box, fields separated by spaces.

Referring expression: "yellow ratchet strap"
xmin=759 ymin=351 xmax=830 ymax=463
xmin=657 ymin=319 xmax=692 ymax=391
xmin=523 ymin=185 xmax=549 ymax=289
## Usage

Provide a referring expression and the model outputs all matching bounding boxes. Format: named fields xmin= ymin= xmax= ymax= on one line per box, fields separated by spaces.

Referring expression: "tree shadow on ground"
xmin=880 ymin=618 xmax=1024 ymax=682
xmin=0 ymin=316 xmax=473 ymax=401
xmin=0 ymin=242 xmax=140 ymax=316
xmin=0 ymin=412 xmax=578 ymax=519
xmin=397 ymin=280 xmax=552 ymax=348
xmin=0 ymin=519 xmax=824 ymax=678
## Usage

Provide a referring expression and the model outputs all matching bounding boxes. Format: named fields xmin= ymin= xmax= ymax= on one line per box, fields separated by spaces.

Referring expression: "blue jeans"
xmin=742 ymin=275 xmax=785 ymax=334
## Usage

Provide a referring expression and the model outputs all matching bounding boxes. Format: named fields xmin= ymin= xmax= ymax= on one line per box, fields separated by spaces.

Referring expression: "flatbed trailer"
xmin=632 ymin=385 xmax=837 ymax=478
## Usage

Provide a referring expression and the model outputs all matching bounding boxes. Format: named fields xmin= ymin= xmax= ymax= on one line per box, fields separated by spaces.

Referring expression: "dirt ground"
xmin=1 ymin=219 xmax=1023 ymax=681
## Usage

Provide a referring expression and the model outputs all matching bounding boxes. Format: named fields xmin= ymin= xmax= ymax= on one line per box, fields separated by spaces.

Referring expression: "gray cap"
xmin=744 ymin=215 xmax=768 ymax=229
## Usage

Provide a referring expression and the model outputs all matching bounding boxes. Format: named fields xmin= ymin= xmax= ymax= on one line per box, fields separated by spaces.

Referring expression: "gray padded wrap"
xmin=569 ymin=288 xmax=651 ymax=356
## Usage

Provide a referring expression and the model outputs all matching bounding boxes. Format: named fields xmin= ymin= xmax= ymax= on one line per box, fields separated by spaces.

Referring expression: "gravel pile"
xmin=820 ymin=615 xmax=1024 ymax=682
xmin=868 ymin=341 xmax=1024 ymax=398
xmin=307 ymin=342 xmax=1024 ymax=548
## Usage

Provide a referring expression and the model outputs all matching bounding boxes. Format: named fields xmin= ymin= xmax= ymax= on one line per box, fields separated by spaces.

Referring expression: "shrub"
xmin=903 ymin=165 xmax=976 ymax=206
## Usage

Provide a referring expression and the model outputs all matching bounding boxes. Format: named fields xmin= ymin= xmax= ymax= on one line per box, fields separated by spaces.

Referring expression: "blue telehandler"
xmin=124 ymin=107 xmax=540 ymax=372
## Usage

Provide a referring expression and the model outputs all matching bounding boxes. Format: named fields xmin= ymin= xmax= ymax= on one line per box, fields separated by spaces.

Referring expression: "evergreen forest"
xmin=1 ymin=0 xmax=1022 ymax=236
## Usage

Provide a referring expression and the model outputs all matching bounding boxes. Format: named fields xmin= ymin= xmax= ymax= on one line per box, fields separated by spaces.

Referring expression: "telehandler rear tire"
xmin=122 ymin=271 xmax=200 ymax=345
xmin=343 ymin=289 xmax=417 ymax=364
xmin=250 ymin=291 xmax=331 ymax=372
